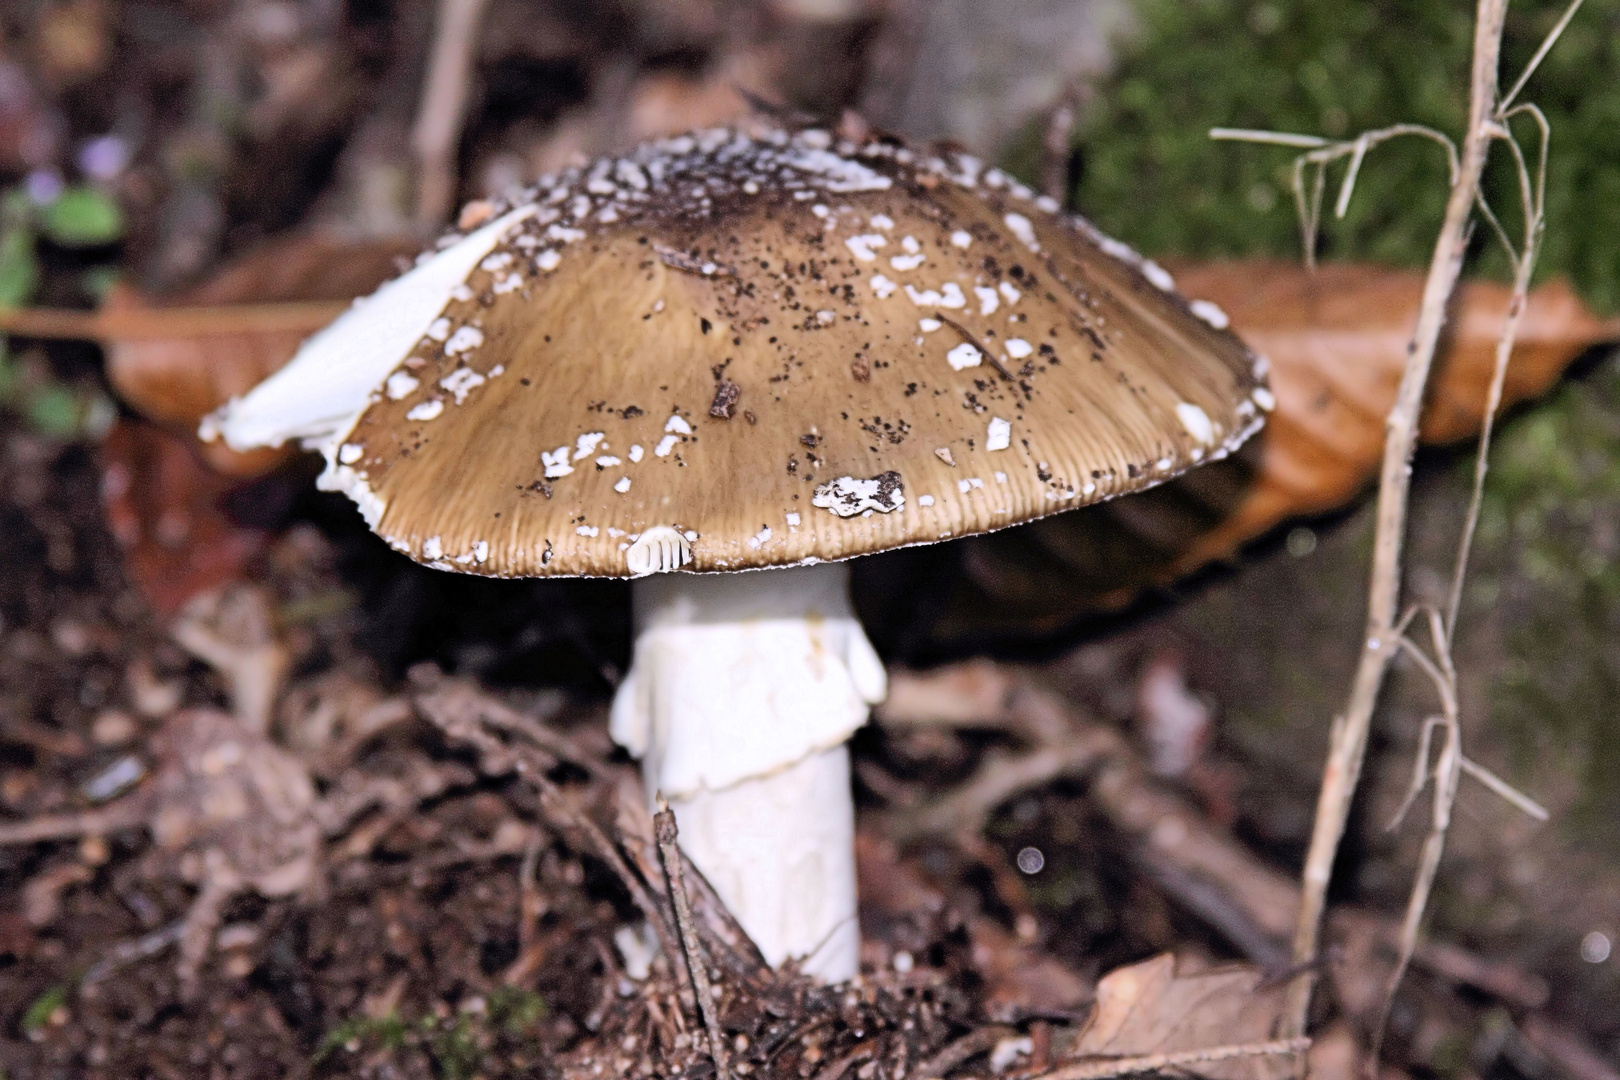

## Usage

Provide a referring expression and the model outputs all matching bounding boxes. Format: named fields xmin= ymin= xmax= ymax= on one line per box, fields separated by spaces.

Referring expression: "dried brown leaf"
xmin=919 ymin=261 xmax=1620 ymax=645
xmin=100 ymin=419 xmax=267 ymax=616
xmin=1067 ymin=954 xmax=1289 ymax=1080
xmin=105 ymin=232 xmax=416 ymax=476
xmin=1162 ymin=260 xmax=1620 ymax=570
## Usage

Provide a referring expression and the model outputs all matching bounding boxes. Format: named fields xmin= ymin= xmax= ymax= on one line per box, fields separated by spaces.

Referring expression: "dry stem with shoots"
xmin=1213 ymin=0 xmax=1582 ymax=1047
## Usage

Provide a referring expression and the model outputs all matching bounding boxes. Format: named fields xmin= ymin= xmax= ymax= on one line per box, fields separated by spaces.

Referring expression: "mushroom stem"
xmin=610 ymin=562 xmax=885 ymax=982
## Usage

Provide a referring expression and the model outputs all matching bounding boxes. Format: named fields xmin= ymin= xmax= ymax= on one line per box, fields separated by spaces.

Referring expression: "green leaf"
xmin=27 ymin=384 xmax=82 ymax=438
xmin=41 ymin=186 xmax=123 ymax=247
xmin=0 ymin=224 xmax=38 ymax=308
xmin=21 ymin=984 xmax=68 ymax=1038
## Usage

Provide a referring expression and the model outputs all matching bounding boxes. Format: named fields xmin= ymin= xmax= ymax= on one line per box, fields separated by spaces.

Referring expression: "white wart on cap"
xmin=210 ymin=127 xmax=1269 ymax=576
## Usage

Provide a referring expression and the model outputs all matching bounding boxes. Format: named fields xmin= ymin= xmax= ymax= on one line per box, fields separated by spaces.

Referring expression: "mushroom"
xmin=202 ymin=125 xmax=1269 ymax=982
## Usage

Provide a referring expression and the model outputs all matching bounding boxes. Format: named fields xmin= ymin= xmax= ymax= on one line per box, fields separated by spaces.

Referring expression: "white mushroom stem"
xmin=610 ymin=562 xmax=886 ymax=982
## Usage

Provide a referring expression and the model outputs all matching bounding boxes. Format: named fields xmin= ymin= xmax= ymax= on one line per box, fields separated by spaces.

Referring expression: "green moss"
xmin=1064 ymin=0 xmax=1620 ymax=312
xmin=315 ymin=991 xmax=548 ymax=1077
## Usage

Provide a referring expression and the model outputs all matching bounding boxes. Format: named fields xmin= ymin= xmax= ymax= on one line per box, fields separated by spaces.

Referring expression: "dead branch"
xmin=0 ymin=801 xmax=147 ymax=845
xmin=876 ymin=666 xmax=1553 ymax=1012
xmin=1033 ymin=1037 xmax=1311 ymax=1080
xmin=411 ymin=678 xmax=682 ymax=964
xmin=912 ymin=1025 xmax=1019 ymax=1080
xmin=655 ymin=800 xmax=732 ymax=1080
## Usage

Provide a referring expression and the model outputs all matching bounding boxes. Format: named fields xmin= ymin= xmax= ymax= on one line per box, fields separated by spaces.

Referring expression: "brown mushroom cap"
xmin=318 ymin=128 xmax=1268 ymax=576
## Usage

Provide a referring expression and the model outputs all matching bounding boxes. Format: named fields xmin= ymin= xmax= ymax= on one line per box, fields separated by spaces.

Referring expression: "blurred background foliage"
xmin=1043 ymin=0 xmax=1620 ymax=313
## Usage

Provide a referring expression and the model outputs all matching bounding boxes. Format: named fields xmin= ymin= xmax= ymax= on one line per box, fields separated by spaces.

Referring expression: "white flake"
xmin=1005 ymin=338 xmax=1033 ymax=359
xmin=425 ymin=318 xmax=452 ymax=342
xmin=1003 ymin=212 xmax=1040 ymax=251
xmin=780 ymin=147 xmax=893 ymax=192
xmin=493 ymin=272 xmax=523 ymax=294
xmin=1190 ymin=298 xmax=1229 ymax=329
xmin=385 ymin=372 xmax=419 ymax=400
xmin=665 ymin=414 xmax=692 ymax=434
xmin=890 ymin=253 xmax=926 ymax=271
xmin=1175 ymin=402 xmax=1215 ymax=445
xmin=870 ymin=274 xmax=897 ymax=299
xmin=439 ymin=367 xmax=486 ymax=403
xmin=785 ymin=512 xmax=801 ymax=526
xmin=535 ymin=250 xmax=561 ymax=271
xmin=406 ymin=399 xmax=444 ymax=421
xmin=998 ymin=281 xmax=1021 ymax=304
xmin=986 ymin=417 xmax=1011 ymax=451
xmin=812 ymin=474 xmax=905 ymax=517
xmin=450 ymin=284 xmax=474 ymax=302
xmin=473 ymin=541 xmax=488 ymax=564
xmin=918 ymin=318 xmax=942 ymax=332
xmin=817 ymin=309 xmax=836 ymax=324
xmin=957 ymin=477 xmax=984 ymax=493
xmin=950 ymin=230 xmax=973 ymax=249
xmin=1253 ymin=386 xmax=1276 ymax=411
xmin=338 ymin=443 xmax=363 ymax=464
xmin=577 ymin=525 xmax=600 ymax=537
xmin=844 ymin=234 xmax=887 ymax=262
xmin=542 ymin=446 xmax=574 ymax=478
xmin=615 ymin=160 xmax=648 ymax=190
xmin=597 ymin=455 xmax=622 ymax=467
xmin=946 ymin=343 xmax=982 ymax=371
xmin=904 ymin=282 xmax=966 ymax=308
xmin=747 ymin=526 xmax=773 ymax=549
xmin=574 ymin=432 xmax=606 ymax=459
xmin=480 ymin=253 xmax=513 ymax=272
xmin=546 ymin=224 xmax=585 ymax=243
xmin=934 ymin=447 xmax=955 ymax=466
xmin=1035 ymin=195 xmax=1060 ymax=213
xmin=1141 ymin=260 xmax=1176 ymax=291
xmin=614 ymin=477 xmax=632 ymax=493
xmin=423 ymin=536 xmax=443 ymax=559
xmin=870 ymin=214 xmax=895 ymax=229
xmin=654 ymin=434 xmax=680 ymax=457
xmin=444 ymin=326 xmax=484 ymax=356
xmin=974 ymin=286 xmax=1000 ymax=316
xmin=994 ymin=471 xmax=1007 ymax=483
xmin=812 ymin=204 xmax=830 ymax=218
xmin=628 ymin=444 xmax=644 ymax=462
xmin=918 ymin=494 xmax=935 ymax=506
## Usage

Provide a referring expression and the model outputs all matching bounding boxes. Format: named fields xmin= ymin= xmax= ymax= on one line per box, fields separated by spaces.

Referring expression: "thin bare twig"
xmin=912 ymin=1026 xmax=1018 ymax=1080
xmin=654 ymin=799 xmax=732 ymax=1080
xmin=1033 ymin=1037 xmax=1311 ymax=1080
xmin=0 ymin=302 xmax=346 ymax=342
xmin=0 ymin=801 xmax=146 ymax=845
xmin=411 ymin=0 xmax=493 ymax=225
